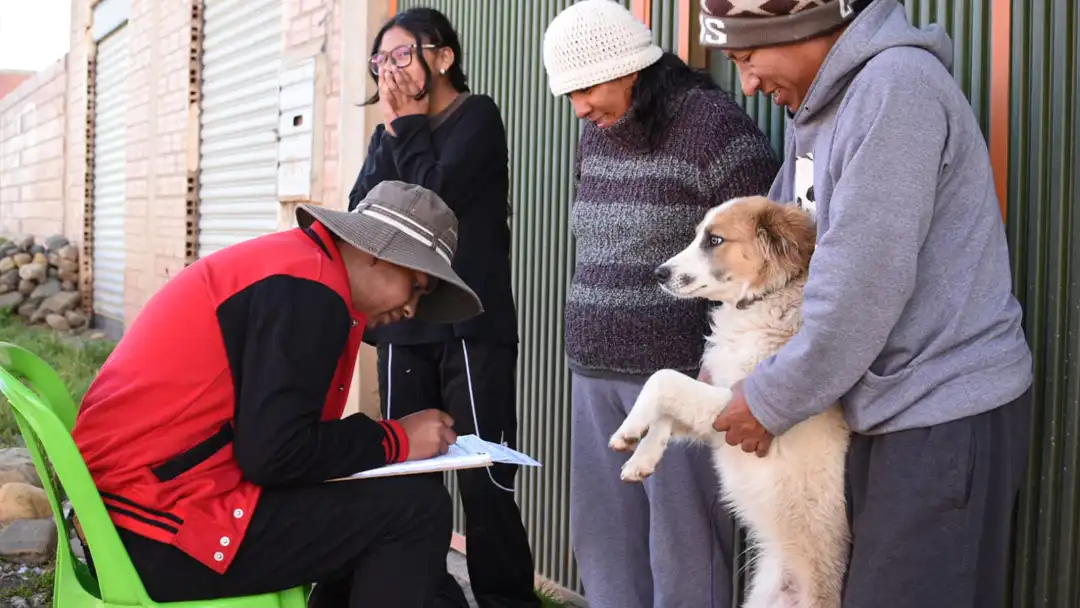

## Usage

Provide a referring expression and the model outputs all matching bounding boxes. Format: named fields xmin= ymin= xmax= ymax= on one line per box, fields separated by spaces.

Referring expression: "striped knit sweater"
xmin=566 ymin=87 xmax=780 ymax=377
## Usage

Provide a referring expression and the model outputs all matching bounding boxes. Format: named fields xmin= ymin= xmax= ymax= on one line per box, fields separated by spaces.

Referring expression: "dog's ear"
xmin=755 ymin=203 xmax=816 ymax=277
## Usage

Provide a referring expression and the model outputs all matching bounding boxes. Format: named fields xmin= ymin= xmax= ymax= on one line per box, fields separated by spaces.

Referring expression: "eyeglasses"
xmin=369 ymin=43 xmax=439 ymax=76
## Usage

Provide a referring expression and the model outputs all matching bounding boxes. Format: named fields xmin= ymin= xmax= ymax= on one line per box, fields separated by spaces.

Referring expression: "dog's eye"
xmin=708 ymin=235 xmax=724 ymax=248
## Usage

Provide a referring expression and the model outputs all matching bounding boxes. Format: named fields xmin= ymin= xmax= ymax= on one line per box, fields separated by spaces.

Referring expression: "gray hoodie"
xmin=743 ymin=0 xmax=1033 ymax=436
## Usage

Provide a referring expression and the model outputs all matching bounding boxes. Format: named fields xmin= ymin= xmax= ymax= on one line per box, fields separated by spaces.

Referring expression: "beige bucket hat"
xmin=295 ymin=180 xmax=483 ymax=324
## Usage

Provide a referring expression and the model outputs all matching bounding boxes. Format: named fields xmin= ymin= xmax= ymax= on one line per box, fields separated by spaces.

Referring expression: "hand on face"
xmin=378 ymin=71 xmax=399 ymax=135
xmin=380 ymin=68 xmax=430 ymax=125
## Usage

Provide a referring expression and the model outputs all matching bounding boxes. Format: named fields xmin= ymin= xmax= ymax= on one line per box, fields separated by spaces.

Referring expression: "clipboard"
xmin=332 ymin=434 xmax=542 ymax=481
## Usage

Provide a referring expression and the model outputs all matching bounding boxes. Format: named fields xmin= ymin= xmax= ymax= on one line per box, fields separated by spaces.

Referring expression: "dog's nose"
xmin=654 ymin=265 xmax=672 ymax=282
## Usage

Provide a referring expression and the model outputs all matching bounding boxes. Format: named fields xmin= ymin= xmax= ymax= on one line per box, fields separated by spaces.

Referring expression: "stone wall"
xmin=0 ymin=234 xmax=86 ymax=333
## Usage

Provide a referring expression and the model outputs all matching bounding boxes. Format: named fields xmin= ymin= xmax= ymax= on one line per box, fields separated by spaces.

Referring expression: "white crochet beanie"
xmin=542 ymin=0 xmax=664 ymax=96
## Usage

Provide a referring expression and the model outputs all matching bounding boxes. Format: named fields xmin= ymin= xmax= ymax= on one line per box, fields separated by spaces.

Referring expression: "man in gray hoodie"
xmin=699 ymin=1 xmax=1033 ymax=606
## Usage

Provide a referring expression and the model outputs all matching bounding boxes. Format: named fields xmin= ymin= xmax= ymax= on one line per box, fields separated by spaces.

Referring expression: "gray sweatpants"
xmin=842 ymin=387 xmax=1032 ymax=607
xmin=569 ymin=372 xmax=735 ymax=608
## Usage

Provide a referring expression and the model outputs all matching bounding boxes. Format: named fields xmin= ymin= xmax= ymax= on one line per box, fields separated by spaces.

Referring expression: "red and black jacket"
xmin=72 ymin=221 xmax=408 ymax=574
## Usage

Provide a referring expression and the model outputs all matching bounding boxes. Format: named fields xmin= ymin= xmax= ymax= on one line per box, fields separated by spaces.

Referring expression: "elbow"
xmin=235 ymin=454 xmax=277 ymax=487
xmin=234 ymin=441 xmax=290 ymax=486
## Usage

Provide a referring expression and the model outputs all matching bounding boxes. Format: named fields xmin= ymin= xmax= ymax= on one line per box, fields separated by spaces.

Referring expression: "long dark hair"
xmin=363 ymin=8 xmax=470 ymax=106
xmin=629 ymin=52 xmax=720 ymax=150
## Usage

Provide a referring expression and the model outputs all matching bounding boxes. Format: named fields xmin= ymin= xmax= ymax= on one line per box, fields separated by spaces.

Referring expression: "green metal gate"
xmin=1005 ymin=1 xmax=1080 ymax=606
xmin=706 ymin=1 xmax=1080 ymax=606
xmin=393 ymin=0 xmax=1078 ymax=604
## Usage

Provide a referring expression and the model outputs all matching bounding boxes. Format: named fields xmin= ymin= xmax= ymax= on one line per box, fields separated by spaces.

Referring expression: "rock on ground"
xmin=29 ymin=280 xmax=60 ymax=301
xmin=0 ymin=519 xmax=56 ymax=565
xmin=0 ymin=233 xmax=86 ymax=337
xmin=43 ymin=236 xmax=68 ymax=252
xmin=0 ymin=292 xmax=24 ymax=314
xmin=0 ymin=449 xmax=83 ymax=606
xmin=38 ymin=292 xmax=80 ymax=317
xmin=0 ymin=451 xmax=41 ymax=489
xmin=0 ymin=484 xmax=51 ymax=527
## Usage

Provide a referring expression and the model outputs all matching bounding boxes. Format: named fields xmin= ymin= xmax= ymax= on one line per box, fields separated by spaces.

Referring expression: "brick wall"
xmin=284 ymin=0 xmax=342 ymax=211
xmin=122 ymin=0 xmax=198 ymax=321
xmin=0 ymin=60 xmax=70 ymax=239
xmin=0 ymin=0 xmax=392 ymax=340
xmin=324 ymin=1 xmax=342 ymax=210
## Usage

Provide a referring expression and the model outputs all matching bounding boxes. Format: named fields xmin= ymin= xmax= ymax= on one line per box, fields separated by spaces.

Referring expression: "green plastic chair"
xmin=0 ymin=341 xmax=311 ymax=607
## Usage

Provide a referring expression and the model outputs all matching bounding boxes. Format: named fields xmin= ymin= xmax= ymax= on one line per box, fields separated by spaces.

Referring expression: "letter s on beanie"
xmin=699 ymin=0 xmax=869 ymax=50
xmin=542 ymin=0 xmax=664 ymax=97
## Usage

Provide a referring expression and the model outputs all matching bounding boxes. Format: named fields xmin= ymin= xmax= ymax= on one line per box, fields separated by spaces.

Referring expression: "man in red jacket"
xmin=72 ymin=180 xmax=485 ymax=608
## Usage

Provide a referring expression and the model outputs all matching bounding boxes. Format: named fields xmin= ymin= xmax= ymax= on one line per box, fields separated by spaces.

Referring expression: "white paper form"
xmin=337 ymin=434 xmax=541 ymax=481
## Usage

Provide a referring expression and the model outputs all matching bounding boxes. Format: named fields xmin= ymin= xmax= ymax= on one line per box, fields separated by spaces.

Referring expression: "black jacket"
xmin=348 ymin=93 xmax=518 ymax=346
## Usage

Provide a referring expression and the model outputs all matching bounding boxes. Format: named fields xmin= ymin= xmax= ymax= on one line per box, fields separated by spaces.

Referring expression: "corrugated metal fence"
xmin=1005 ymin=1 xmax=1080 ymax=606
xmin=708 ymin=1 xmax=1077 ymax=606
xmin=90 ymin=26 xmax=130 ymax=326
xmin=394 ymin=0 xmax=1078 ymax=603
xmin=197 ymin=0 xmax=283 ymax=257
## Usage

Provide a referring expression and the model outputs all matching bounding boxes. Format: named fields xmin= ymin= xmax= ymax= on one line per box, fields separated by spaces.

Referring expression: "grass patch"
xmin=0 ymin=312 xmax=115 ymax=446
xmin=0 ymin=566 xmax=54 ymax=602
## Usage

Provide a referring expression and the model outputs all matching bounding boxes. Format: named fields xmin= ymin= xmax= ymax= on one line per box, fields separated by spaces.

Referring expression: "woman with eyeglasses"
xmin=346 ymin=8 xmax=539 ymax=608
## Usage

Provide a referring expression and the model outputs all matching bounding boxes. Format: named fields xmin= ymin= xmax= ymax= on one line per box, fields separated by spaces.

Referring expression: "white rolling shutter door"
xmin=198 ymin=0 xmax=283 ymax=258
xmin=91 ymin=26 xmax=129 ymax=322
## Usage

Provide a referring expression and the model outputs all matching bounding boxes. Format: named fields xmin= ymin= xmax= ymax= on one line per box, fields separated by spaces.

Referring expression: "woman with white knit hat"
xmin=543 ymin=1 xmax=780 ymax=606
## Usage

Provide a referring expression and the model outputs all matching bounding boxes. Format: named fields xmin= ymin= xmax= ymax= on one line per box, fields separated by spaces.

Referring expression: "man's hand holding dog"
xmin=713 ymin=380 xmax=773 ymax=458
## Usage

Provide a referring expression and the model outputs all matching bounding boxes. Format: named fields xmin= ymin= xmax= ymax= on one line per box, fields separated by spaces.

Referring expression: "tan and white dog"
xmin=609 ymin=196 xmax=851 ymax=608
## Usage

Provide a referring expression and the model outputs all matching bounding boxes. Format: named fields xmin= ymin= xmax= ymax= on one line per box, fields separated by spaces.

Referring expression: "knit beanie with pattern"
xmin=542 ymin=0 xmax=664 ymax=96
xmin=700 ymin=0 xmax=874 ymax=50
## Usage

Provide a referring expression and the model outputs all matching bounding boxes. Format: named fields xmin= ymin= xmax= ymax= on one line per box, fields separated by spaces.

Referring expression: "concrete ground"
xmin=447 ymin=549 xmax=589 ymax=608
xmin=447 ymin=550 xmax=479 ymax=607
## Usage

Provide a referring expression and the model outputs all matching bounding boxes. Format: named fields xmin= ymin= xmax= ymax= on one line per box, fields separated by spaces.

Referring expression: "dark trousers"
xmin=119 ymin=475 xmax=454 ymax=607
xmin=377 ymin=339 xmax=541 ymax=608
xmin=842 ymin=387 xmax=1032 ymax=607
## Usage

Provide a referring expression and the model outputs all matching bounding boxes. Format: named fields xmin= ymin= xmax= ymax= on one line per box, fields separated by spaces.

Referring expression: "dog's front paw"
xmin=609 ymin=434 xmax=636 ymax=452
xmin=620 ymin=454 xmax=656 ymax=482
xmin=619 ymin=431 xmax=669 ymax=482
xmin=611 ymin=402 xmax=659 ymax=454
xmin=610 ymin=411 xmax=653 ymax=452
xmin=609 ymin=427 xmax=647 ymax=452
